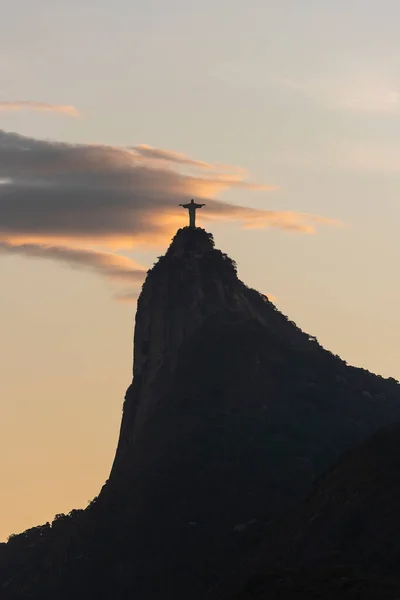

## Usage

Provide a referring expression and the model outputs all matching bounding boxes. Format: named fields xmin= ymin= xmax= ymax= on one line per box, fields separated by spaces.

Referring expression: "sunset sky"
xmin=2 ymin=0 xmax=400 ymax=540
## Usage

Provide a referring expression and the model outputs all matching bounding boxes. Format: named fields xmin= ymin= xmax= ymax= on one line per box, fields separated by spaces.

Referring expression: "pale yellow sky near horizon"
xmin=2 ymin=0 xmax=400 ymax=541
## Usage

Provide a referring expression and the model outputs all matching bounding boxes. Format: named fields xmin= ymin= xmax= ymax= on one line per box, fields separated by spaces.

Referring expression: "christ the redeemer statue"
xmin=179 ymin=199 xmax=205 ymax=228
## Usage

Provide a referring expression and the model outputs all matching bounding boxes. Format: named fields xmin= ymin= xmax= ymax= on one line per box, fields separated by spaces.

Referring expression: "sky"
xmin=1 ymin=0 xmax=400 ymax=540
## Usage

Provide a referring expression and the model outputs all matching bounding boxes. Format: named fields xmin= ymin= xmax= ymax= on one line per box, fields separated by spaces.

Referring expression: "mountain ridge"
xmin=2 ymin=226 xmax=400 ymax=599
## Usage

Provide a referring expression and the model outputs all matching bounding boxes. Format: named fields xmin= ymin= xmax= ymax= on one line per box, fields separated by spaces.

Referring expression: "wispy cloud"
xmin=133 ymin=145 xmax=214 ymax=170
xmin=0 ymin=241 xmax=146 ymax=282
xmin=0 ymin=130 xmax=339 ymax=299
xmin=0 ymin=101 xmax=80 ymax=117
xmin=205 ymin=203 xmax=340 ymax=233
xmin=213 ymin=61 xmax=400 ymax=115
xmin=274 ymin=74 xmax=400 ymax=114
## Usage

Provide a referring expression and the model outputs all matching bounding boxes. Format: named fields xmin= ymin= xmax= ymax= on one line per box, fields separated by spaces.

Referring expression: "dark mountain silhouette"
xmin=2 ymin=227 xmax=400 ymax=599
xmin=208 ymin=422 xmax=400 ymax=599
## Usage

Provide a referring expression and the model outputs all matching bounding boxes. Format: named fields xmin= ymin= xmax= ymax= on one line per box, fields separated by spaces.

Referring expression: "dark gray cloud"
xmin=0 ymin=130 xmax=337 ymax=245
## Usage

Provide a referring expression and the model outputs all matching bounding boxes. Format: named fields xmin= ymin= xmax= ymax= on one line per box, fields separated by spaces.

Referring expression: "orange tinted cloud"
xmin=202 ymin=203 xmax=340 ymax=234
xmin=0 ymin=101 xmax=80 ymax=117
xmin=0 ymin=130 xmax=341 ymax=293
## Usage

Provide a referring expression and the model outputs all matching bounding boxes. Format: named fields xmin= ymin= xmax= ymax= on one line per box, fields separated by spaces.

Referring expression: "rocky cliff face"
xmin=3 ymin=227 xmax=400 ymax=600
xmin=108 ymin=227 xmax=272 ymax=479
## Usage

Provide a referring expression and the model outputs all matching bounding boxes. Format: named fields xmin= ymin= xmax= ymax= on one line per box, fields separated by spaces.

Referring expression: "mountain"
xmin=2 ymin=226 xmax=400 ymax=599
xmin=208 ymin=422 xmax=400 ymax=599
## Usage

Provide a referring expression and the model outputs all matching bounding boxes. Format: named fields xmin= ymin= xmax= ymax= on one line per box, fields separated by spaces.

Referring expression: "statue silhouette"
xmin=179 ymin=199 xmax=205 ymax=227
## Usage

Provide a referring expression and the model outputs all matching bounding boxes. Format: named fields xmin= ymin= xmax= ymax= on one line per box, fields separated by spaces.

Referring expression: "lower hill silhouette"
xmin=208 ymin=422 xmax=400 ymax=599
xmin=2 ymin=227 xmax=400 ymax=599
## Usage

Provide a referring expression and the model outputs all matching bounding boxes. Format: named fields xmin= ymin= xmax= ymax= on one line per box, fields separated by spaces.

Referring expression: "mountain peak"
xmin=165 ymin=226 xmax=215 ymax=256
xmin=146 ymin=226 xmax=238 ymax=287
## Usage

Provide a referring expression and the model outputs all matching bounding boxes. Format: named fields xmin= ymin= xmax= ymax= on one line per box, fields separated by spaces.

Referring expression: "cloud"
xmin=0 ymin=101 xmax=80 ymax=117
xmin=213 ymin=61 xmax=400 ymax=114
xmin=0 ymin=130 xmax=337 ymax=245
xmin=133 ymin=145 xmax=214 ymax=170
xmin=0 ymin=130 xmax=339 ymax=299
xmin=204 ymin=202 xmax=340 ymax=233
xmin=0 ymin=241 xmax=146 ymax=282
